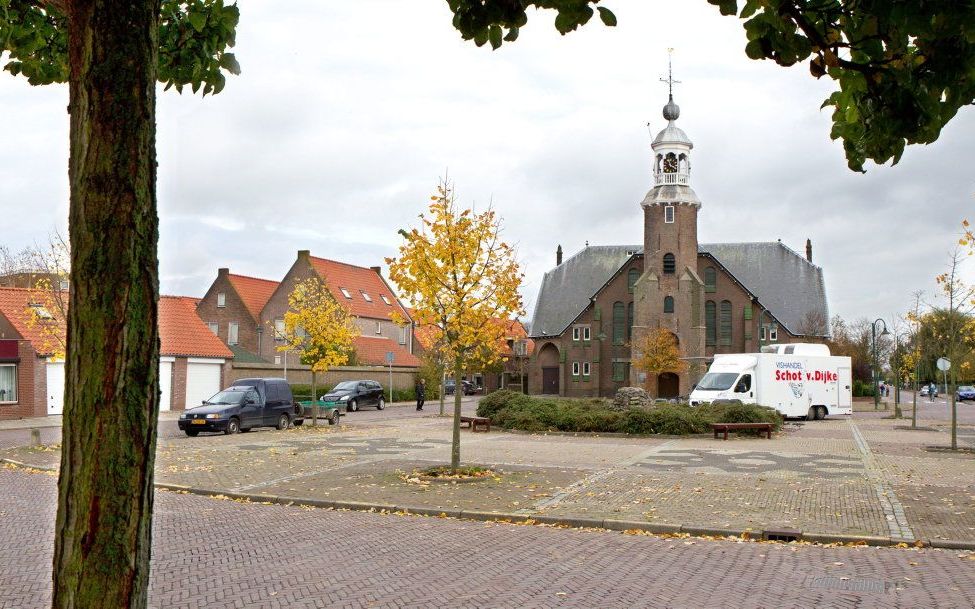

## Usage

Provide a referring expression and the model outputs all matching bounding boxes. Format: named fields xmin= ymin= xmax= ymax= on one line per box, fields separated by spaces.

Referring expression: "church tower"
xmin=632 ymin=58 xmax=706 ymax=398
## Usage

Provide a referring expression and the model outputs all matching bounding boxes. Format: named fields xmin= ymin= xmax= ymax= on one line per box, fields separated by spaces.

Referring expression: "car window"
xmin=245 ymin=389 xmax=259 ymax=402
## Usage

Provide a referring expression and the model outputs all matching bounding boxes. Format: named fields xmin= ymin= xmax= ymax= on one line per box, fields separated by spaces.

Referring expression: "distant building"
xmin=527 ymin=88 xmax=829 ymax=398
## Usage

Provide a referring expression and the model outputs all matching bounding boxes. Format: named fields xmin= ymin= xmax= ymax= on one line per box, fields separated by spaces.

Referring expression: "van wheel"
xmin=377 ymin=397 xmax=385 ymax=410
xmin=225 ymin=418 xmax=240 ymax=435
xmin=330 ymin=410 xmax=340 ymax=426
xmin=347 ymin=399 xmax=358 ymax=413
xmin=277 ymin=414 xmax=290 ymax=430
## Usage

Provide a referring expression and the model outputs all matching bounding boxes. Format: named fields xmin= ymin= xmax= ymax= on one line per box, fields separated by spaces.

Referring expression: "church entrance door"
xmin=658 ymin=373 xmax=679 ymax=399
xmin=542 ymin=367 xmax=559 ymax=394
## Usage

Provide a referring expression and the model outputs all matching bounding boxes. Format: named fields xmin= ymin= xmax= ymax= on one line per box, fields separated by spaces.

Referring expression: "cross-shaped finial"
xmin=659 ymin=48 xmax=680 ymax=100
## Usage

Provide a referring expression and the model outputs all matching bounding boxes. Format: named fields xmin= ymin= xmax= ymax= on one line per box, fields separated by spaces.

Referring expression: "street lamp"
xmin=872 ymin=318 xmax=889 ymax=410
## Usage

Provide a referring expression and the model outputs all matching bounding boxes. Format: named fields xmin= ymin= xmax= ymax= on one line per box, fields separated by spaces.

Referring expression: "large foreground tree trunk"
xmin=54 ymin=1 xmax=161 ymax=608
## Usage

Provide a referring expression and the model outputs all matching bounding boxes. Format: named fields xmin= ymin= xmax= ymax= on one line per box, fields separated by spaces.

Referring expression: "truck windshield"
xmin=696 ymin=373 xmax=739 ymax=391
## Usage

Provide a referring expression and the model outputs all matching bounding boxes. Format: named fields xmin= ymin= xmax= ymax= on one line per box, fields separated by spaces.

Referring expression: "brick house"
xmin=195 ymin=268 xmax=280 ymax=361
xmin=259 ymin=250 xmax=419 ymax=368
xmin=527 ymin=92 xmax=829 ymax=398
xmin=0 ymin=287 xmax=233 ymax=419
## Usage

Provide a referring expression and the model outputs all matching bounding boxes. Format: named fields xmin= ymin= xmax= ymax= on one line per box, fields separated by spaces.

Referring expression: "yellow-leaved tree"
xmin=631 ymin=328 xmax=687 ymax=397
xmin=279 ymin=277 xmax=360 ymax=425
xmin=387 ymin=180 xmax=523 ymax=470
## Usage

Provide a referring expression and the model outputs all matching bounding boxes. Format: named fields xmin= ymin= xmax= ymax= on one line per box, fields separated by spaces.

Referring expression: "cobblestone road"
xmin=2 ymin=468 xmax=974 ymax=609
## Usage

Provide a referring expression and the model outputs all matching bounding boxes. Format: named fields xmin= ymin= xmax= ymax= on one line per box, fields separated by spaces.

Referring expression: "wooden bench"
xmin=460 ymin=415 xmax=491 ymax=432
xmin=711 ymin=422 xmax=773 ymax=440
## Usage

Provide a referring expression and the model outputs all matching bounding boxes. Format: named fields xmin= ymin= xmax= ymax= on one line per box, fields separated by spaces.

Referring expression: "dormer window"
xmin=340 ymin=287 xmax=352 ymax=299
xmin=380 ymin=294 xmax=392 ymax=305
xmin=29 ymin=303 xmax=53 ymax=320
xmin=360 ymin=291 xmax=372 ymax=302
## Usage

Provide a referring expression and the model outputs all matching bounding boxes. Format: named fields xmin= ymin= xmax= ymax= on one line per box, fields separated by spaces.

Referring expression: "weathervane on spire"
xmin=660 ymin=48 xmax=681 ymax=121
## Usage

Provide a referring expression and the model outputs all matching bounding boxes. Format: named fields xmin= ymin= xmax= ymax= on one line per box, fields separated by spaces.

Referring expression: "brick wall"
xmin=228 ymin=362 xmax=418 ymax=397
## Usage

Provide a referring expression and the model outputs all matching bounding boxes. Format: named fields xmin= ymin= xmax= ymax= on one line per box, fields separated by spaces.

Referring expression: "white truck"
xmin=689 ymin=344 xmax=853 ymax=419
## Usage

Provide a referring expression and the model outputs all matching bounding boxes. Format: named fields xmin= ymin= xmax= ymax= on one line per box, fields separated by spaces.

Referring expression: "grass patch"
xmin=477 ymin=391 xmax=782 ymax=436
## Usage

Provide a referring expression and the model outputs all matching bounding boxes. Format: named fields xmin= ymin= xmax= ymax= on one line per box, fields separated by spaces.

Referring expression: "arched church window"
xmin=627 ymin=269 xmax=639 ymax=293
xmin=612 ymin=302 xmax=625 ymax=345
xmin=705 ymin=301 xmax=716 ymax=346
xmin=720 ymin=300 xmax=732 ymax=345
xmin=663 ymin=253 xmax=676 ymax=274
xmin=663 ymin=296 xmax=674 ymax=313
xmin=627 ymin=302 xmax=634 ymax=340
xmin=704 ymin=267 xmax=716 ymax=292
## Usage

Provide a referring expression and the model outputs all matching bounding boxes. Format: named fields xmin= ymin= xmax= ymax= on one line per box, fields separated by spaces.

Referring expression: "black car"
xmin=177 ymin=377 xmax=300 ymax=436
xmin=320 ymin=380 xmax=385 ymax=412
xmin=444 ymin=380 xmax=478 ymax=396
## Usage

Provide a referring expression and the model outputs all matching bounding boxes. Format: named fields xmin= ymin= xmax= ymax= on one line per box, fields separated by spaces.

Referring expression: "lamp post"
xmin=871 ymin=318 xmax=889 ymax=410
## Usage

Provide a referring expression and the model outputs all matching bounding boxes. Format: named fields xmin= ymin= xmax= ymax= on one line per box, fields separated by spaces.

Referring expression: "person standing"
xmin=415 ymin=378 xmax=426 ymax=411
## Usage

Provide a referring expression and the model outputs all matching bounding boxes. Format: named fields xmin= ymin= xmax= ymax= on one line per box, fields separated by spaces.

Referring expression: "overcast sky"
xmin=1 ymin=0 xmax=972 ymax=329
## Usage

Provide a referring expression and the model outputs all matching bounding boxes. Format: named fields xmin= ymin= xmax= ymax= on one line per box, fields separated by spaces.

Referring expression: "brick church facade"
xmin=527 ymin=87 xmax=829 ymax=398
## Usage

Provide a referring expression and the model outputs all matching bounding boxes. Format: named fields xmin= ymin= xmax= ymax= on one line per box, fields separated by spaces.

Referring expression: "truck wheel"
xmin=377 ymin=397 xmax=385 ymax=410
xmin=806 ymin=407 xmax=816 ymax=421
xmin=816 ymin=406 xmax=827 ymax=420
xmin=277 ymin=414 xmax=290 ymax=430
xmin=347 ymin=399 xmax=358 ymax=412
xmin=225 ymin=417 xmax=240 ymax=435
xmin=330 ymin=410 xmax=340 ymax=426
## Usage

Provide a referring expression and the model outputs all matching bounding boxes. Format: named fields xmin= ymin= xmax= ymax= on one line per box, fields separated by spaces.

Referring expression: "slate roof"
xmin=529 ymin=242 xmax=828 ymax=339
xmin=227 ymin=273 xmax=279 ymax=320
xmin=698 ymin=242 xmax=828 ymax=335
xmin=159 ymin=296 xmax=234 ymax=359
xmin=309 ymin=256 xmax=411 ymax=322
xmin=353 ymin=335 xmax=420 ymax=367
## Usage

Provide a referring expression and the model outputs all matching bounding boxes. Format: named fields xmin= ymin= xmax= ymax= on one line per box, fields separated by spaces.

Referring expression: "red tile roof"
xmin=353 ymin=335 xmax=420 ymax=367
xmin=0 ymin=287 xmax=66 ymax=355
xmin=159 ymin=296 xmax=233 ymax=358
xmin=309 ymin=257 xmax=411 ymax=322
xmin=409 ymin=311 xmax=533 ymax=357
xmin=227 ymin=273 xmax=279 ymax=320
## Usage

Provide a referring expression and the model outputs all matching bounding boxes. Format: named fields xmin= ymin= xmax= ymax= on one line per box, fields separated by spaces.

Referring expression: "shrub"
xmin=477 ymin=390 xmax=524 ymax=419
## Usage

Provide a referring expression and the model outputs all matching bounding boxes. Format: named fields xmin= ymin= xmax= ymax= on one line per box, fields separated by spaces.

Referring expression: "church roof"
xmin=529 ymin=242 xmax=828 ymax=339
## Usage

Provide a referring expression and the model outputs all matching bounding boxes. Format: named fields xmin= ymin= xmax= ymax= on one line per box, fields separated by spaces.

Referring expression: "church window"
xmin=769 ymin=326 xmax=778 ymax=341
xmin=612 ymin=362 xmax=629 ymax=382
xmin=572 ymin=327 xmax=580 ymax=341
xmin=627 ymin=268 xmax=639 ymax=293
xmin=705 ymin=301 xmax=716 ymax=346
xmin=664 ymin=296 xmax=674 ymax=313
xmin=664 ymin=206 xmax=675 ymax=224
xmin=663 ymin=253 xmax=676 ymax=274
xmin=627 ymin=302 xmax=634 ymax=341
xmin=583 ymin=326 xmax=590 ymax=341
xmin=720 ymin=300 xmax=732 ymax=346
xmin=612 ymin=302 xmax=625 ymax=345
xmin=704 ymin=267 xmax=716 ymax=292
xmin=572 ymin=362 xmax=580 ymax=377
xmin=582 ymin=362 xmax=591 ymax=377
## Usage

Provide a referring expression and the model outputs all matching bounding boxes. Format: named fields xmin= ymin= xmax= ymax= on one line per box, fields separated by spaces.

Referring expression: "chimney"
xmin=218 ymin=267 xmax=229 ymax=277
xmin=297 ymin=249 xmax=310 ymax=261
xmin=370 ymin=266 xmax=382 ymax=274
xmin=556 ymin=245 xmax=563 ymax=266
xmin=805 ymin=239 xmax=813 ymax=263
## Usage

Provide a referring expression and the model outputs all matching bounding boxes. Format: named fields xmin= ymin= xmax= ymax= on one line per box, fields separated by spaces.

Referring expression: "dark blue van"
xmin=177 ymin=377 xmax=300 ymax=436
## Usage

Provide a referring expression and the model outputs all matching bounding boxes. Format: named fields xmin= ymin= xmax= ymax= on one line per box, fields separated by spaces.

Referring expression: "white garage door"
xmin=159 ymin=359 xmax=173 ymax=412
xmin=184 ymin=359 xmax=224 ymax=410
xmin=47 ymin=361 xmax=65 ymax=416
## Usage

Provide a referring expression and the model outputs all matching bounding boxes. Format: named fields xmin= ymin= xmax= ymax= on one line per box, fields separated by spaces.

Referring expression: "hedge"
xmin=476 ymin=391 xmax=783 ymax=436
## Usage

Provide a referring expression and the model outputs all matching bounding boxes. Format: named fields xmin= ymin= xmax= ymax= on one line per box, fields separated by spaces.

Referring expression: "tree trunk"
xmin=911 ymin=366 xmax=918 ymax=429
xmin=439 ymin=367 xmax=445 ymax=417
xmin=950 ymin=368 xmax=957 ymax=450
xmin=450 ymin=360 xmax=462 ymax=471
xmin=311 ymin=370 xmax=318 ymax=426
xmin=54 ymin=2 xmax=161 ymax=608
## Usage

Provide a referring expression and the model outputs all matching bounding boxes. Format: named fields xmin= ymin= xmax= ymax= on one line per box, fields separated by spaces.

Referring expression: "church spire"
xmin=660 ymin=48 xmax=681 ymax=121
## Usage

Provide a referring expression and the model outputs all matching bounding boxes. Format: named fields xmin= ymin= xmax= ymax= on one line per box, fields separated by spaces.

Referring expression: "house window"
xmin=583 ymin=326 xmax=591 ymax=341
xmin=627 ymin=268 xmax=639 ymax=293
xmin=664 ymin=296 xmax=674 ymax=313
xmin=380 ymin=294 xmax=392 ymax=305
xmin=704 ymin=266 xmax=716 ymax=293
xmin=0 ymin=364 xmax=17 ymax=403
xmin=626 ymin=302 xmax=634 ymax=341
xmin=273 ymin=356 xmax=282 ymax=365
xmin=612 ymin=362 xmax=628 ymax=382
xmin=217 ymin=292 xmax=226 ymax=307
xmin=360 ymin=291 xmax=372 ymax=302
xmin=719 ymin=300 xmax=732 ymax=346
xmin=398 ymin=325 xmax=408 ymax=345
xmin=340 ymin=287 xmax=352 ymax=299
xmin=572 ymin=327 xmax=581 ymax=341
xmin=664 ymin=206 xmax=675 ymax=224
xmin=274 ymin=319 xmax=285 ymax=340
xmin=375 ymin=321 xmax=382 ymax=335
xmin=572 ymin=362 xmax=580 ymax=377
xmin=705 ymin=301 xmax=716 ymax=346
xmin=207 ymin=322 xmax=218 ymax=335
xmin=582 ymin=362 xmax=591 ymax=377
xmin=663 ymin=253 xmax=676 ymax=274
xmin=228 ymin=322 xmax=239 ymax=345
xmin=59 ymin=280 xmax=69 ymax=291
xmin=612 ymin=302 xmax=625 ymax=345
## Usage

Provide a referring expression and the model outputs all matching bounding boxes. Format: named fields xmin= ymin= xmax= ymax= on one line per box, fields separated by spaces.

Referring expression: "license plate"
xmin=191 ymin=419 xmax=206 ymax=425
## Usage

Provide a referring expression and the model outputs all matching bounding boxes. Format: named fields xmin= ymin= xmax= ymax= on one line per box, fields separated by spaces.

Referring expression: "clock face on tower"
xmin=663 ymin=155 xmax=679 ymax=173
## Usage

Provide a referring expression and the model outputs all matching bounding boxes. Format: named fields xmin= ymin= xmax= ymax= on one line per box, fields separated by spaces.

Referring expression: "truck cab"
xmin=689 ymin=355 xmax=756 ymax=406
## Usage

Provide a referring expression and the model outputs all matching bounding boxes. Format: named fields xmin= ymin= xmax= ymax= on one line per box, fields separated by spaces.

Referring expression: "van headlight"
xmin=339 ymin=395 xmax=349 ymax=401
xmin=205 ymin=413 xmax=221 ymax=419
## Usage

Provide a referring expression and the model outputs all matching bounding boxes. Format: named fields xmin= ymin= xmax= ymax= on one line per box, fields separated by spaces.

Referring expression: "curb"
xmin=6 ymin=458 xmax=975 ymax=552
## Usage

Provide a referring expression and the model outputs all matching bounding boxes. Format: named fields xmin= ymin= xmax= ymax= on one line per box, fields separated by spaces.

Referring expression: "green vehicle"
xmin=296 ymin=400 xmax=343 ymax=426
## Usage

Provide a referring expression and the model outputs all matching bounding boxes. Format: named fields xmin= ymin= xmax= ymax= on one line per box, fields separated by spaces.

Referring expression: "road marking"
xmin=848 ymin=420 xmax=915 ymax=542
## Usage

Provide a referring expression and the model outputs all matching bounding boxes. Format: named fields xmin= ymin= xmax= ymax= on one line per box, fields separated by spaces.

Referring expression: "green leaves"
xmin=446 ymin=0 xmax=615 ymax=50
xmin=1 ymin=0 xmax=240 ymax=96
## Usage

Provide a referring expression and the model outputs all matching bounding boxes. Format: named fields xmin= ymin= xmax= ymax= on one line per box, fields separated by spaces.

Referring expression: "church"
xmin=527 ymin=82 xmax=830 ymax=399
